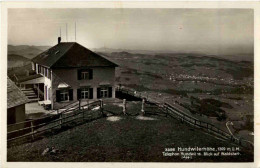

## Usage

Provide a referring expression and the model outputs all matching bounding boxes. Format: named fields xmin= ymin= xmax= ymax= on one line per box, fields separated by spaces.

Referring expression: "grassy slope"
xmin=8 ymin=114 xmax=252 ymax=162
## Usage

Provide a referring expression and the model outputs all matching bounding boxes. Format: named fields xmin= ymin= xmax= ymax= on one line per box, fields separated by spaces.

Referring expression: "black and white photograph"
xmin=1 ymin=1 xmax=259 ymax=166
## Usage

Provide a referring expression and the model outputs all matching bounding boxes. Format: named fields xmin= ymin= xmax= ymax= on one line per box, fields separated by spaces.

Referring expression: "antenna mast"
xmin=66 ymin=23 xmax=68 ymax=42
xmin=75 ymin=22 xmax=77 ymax=42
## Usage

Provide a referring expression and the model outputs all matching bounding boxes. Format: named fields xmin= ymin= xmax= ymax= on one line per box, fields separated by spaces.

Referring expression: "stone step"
xmin=22 ymin=90 xmax=35 ymax=93
xmin=21 ymin=88 xmax=34 ymax=91
xmin=28 ymin=98 xmax=40 ymax=103
xmin=27 ymin=95 xmax=38 ymax=99
xmin=24 ymin=92 xmax=36 ymax=95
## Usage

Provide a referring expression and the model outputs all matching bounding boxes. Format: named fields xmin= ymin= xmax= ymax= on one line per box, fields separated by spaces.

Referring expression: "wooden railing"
xmin=7 ymin=100 xmax=102 ymax=144
xmin=8 ymin=86 xmax=253 ymax=150
xmin=117 ymin=86 xmax=253 ymax=150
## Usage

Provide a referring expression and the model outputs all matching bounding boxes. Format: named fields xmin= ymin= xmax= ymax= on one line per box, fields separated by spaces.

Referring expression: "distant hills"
xmin=8 ymin=54 xmax=30 ymax=68
xmin=7 ymin=45 xmax=51 ymax=69
xmin=7 ymin=44 xmax=253 ymax=70
xmin=8 ymin=45 xmax=51 ymax=60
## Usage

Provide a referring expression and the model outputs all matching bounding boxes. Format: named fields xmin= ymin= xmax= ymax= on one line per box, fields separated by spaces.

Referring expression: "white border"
xmin=1 ymin=1 xmax=259 ymax=168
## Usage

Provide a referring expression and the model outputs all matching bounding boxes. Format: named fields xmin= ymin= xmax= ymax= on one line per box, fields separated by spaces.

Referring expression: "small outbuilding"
xmin=7 ymin=77 xmax=30 ymax=127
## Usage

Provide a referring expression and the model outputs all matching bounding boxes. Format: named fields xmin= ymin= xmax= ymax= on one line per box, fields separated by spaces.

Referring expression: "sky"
xmin=8 ymin=8 xmax=253 ymax=55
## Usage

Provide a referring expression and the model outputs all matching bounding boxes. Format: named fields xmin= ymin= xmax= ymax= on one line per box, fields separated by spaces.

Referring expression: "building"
xmin=7 ymin=77 xmax=30 ymax=129
xmin=31 ymin=38 xmax=118 ymax=109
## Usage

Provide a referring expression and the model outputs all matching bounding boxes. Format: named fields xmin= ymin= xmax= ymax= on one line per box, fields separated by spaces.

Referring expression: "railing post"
xmin=238 ymin=137 xmax=241 ymax=145
xmin=79 ymin=99 xmax=81 ymax=110
xmin=82 ymin=108 xmax=85 ymax=122
xmin=165 ymin=105 xmax=168 ymax=117
xmin=100 ymin=99 xmax=104 ymax=116
xmin=59 ymin=112 xmax=63 ymax=128
xmin=123 ymin=99 xmax=126 ymax=115
xmin=141 ymin=98 xmax=145 ymax=115
xmin=30 ymin=120 xmax=34 ymax=141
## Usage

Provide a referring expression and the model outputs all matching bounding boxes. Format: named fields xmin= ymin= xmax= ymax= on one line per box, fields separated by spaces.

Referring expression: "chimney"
xmin=58 ymin=37 xmax=61 ymax=44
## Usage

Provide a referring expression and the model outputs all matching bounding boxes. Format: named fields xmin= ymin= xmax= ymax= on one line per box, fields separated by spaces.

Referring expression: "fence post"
xmin=30 ymin=120 xmax=34 ymax=141
xmin=238 ymin=138 xmax=241 ymax=145
xmin=79 ymin=99 xmax=81 ymax=110
xmin=141 ymin=98 xmax=145 ymax=115
xmin=100 ymin=99 xmax=104 ymax=116
xmin=165 ymin=105 xmax=168 ymax=117
xmin=123 ymin=99 xmax=126 ymax=115
xmin=82 ymin=108 xmax=85 ymax=122
xmin=59 ymin=112 xmax=63 ymax=128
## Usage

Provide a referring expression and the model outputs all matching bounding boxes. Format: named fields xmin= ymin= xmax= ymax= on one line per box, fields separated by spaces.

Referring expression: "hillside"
xmin=8 ymin=45 xmax=51 ymax=60
xmin=7 ymin=105 xmax=253 ymax=162
xmin=8 ymin=54 xmax=31 ymax=68
xmin=100 ymin=51 xmax=254 ymax=142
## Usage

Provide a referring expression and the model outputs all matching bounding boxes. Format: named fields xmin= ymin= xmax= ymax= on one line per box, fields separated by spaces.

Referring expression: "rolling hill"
xmin=8 ymin=45 xmax=51 ymax=60
xmin=8 ymin=54 xmax=31 ymax=68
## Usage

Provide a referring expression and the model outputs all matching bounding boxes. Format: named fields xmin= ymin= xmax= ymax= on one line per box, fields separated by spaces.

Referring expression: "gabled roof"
xmin=32 ymin=42 xmax=118 ymax=68
xmin=7 ymin=77 xmax=29 ymax=109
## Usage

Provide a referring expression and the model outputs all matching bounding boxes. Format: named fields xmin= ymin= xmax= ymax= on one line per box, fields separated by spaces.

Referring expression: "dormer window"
xmin=78 ymin=69 xmax=93 ymax=80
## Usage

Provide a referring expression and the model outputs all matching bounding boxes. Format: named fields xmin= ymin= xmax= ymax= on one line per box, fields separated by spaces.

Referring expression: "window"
xmin=81 ymin=71 xmax=89 ymax=80
xmin=41 ymin=67 xmax=44 ymax=75
xmin=97 ymin=87 xmax=112 ymax=98
xmin=45 ymin=68 xmax=47 ymax=77
xmin=77 ymin=88 xmax=93 ymax=100
xmin=60 ymin=90 xmax=69 ymax=101
xmin=35 ymin=64 xmax=38 ymax=73
xmin=100 ymin=87 xmax=108 ymax=98
xmin=32 ymin=62 xmax=35 ymax=71
xmin=78 ymin=69 xmax=93 ymax=80
xmin=81 ymin=88 xmax=89 ymax=99
xmin=38 ymin=65 xmax=41 ymax=74
xmin=56 ymin=89 xmax=73 ymax=102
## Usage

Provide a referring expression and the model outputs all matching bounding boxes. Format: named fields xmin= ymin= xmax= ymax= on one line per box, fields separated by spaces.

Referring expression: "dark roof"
xmin=32 ymin=42 xmax=118 ymax=68
xmin=7 ymin=77 xmax=29 ymax=109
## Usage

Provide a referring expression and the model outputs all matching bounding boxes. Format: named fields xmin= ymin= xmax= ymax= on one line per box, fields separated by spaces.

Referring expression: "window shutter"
xmin=89 ymin=69 xmax=93 ymax=79
xmin=69 ymin=89 xmax=73 ymax=101
xmin=97 ymin=88 xmax=101 ymax=98
xmin=56 ymin=90 xmax=61 ymax=102
xmin=77 ymin=89 xmax=81 ymax=100
xmin=108 ymin=87 xmax=112 ymax=98
xmin=78 ymin=69 xmax=81 ymax=80
xmin=89 ymin=88 xmax=93 ymax=99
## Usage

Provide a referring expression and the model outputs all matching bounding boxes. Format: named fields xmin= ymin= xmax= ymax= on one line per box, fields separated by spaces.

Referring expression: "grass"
xmin=7 ymin=102 xmax=253 ymax=162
